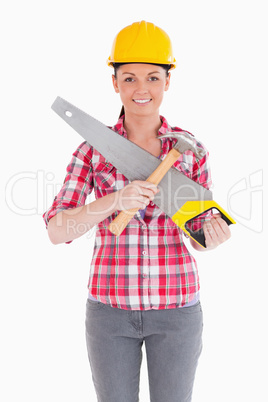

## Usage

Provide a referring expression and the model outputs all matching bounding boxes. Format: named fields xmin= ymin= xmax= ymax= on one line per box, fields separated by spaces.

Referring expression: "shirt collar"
xmin=158 ymin=115 xmax=171 ymax=135
xmin=113 ymin=115 xmax=172 ymax=138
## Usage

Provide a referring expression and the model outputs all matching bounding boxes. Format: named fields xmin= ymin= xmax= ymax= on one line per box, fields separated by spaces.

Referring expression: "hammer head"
xmin=159 ymin=131 xmax=206 ymax=159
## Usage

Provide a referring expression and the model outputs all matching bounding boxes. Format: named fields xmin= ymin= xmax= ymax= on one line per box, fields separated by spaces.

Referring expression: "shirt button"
xmin=142 ymin=225 xmax=147 ymax=230
xmin=142 ymin=251 xmax=147 ymax=256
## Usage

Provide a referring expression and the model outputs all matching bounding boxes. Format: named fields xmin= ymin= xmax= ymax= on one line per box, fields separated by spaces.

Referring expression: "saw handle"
xmin=108 ymin=148 xmax=180 ymax=236
xmin=185 ymin=208 xmax=234 ymax=248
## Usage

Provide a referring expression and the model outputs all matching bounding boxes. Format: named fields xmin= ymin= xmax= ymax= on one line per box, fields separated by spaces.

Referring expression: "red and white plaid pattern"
xmin=43 ymin=116 xmax=212 ymax=310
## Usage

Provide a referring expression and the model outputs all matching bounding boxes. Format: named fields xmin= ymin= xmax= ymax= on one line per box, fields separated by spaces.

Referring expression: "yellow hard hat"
xmin=107 ymin=20 xmax=176 ymax=69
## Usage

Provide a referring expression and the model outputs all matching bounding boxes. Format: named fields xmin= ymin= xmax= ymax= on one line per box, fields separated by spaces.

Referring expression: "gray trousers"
xmin=85 ymin=298 xmax=203 ymax=402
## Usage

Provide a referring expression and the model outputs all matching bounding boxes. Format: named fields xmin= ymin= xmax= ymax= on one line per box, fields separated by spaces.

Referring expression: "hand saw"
xmin=51 ymin=96 xmax=235 ymax=247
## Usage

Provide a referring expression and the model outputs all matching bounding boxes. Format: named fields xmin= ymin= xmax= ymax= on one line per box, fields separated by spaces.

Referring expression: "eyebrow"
xmin=122 ymin=71 xmax=161 ymax=76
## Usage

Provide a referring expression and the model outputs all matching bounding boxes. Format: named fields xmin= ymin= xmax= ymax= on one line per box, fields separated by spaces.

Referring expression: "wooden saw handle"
xmin=108 ymin=148 xmax=181 ymax=236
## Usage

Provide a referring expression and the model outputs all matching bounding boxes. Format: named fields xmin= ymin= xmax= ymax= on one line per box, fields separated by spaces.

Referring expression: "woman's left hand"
xmin=203 ymin=213 xmax=231 ymax=250
xmin=190 ymin=213 xmax=232 ymax=251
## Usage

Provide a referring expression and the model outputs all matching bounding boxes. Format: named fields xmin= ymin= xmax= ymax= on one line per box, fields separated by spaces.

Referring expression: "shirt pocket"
xmin=173 ymin=160 xmax=192 ymax=178
xmin=94 ymin=162 xmax=116 ymax=194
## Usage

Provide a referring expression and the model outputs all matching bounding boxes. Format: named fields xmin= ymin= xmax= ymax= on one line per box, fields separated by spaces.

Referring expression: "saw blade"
xmin=51 ymin=96 xmax=213 ymax=217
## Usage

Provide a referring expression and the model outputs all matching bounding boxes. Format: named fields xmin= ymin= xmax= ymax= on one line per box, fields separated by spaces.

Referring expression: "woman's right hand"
xmin=47 ymin=180 xmax=159 ymax=245
xmin=114 ymin=180 xmax=159 ymax=211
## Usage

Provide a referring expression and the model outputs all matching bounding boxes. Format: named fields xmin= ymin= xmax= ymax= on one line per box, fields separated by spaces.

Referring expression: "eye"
xmin=148 ymin=76 xmax=159 ymax=82
xmin=125 ymin=77 xmax=134 ymax=82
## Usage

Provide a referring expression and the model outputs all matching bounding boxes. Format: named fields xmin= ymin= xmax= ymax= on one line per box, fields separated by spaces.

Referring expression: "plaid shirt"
xmin=43 ymin=115 xmax=212 ymax=310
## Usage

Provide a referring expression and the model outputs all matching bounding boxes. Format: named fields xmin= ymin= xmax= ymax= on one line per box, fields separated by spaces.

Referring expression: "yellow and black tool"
xmin=51 ymin=97 xmax=235 ymax=248
xmin=171 ymin=200 xmax=235 ymax=247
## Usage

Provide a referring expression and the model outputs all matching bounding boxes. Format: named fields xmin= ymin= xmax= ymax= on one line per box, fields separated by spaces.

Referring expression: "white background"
xmin=2 ymin=0 xmax=267 ymax=401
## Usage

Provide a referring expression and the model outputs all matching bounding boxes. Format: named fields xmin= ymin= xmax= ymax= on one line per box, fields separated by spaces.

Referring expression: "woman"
xmin=44 ymin=21 xmax=231 ymax=402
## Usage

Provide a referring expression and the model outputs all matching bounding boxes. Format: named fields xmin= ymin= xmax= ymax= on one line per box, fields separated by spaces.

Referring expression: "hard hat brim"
xmin=107 ymin=57 xmax=176 ymax=70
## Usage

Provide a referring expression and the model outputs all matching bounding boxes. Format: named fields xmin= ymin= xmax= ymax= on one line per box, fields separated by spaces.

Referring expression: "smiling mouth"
xmin=133 ymin=99 xmax=152 ymax=104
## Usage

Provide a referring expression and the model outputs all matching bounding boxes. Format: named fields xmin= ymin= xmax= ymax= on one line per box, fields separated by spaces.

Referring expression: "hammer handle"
xmin=108 ymin=148 xmax=181 ymax=236
xmin=146 ymin=148 xmax=181 ymax=185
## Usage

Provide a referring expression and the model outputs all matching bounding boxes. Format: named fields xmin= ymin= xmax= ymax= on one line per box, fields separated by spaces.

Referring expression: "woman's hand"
xmin=203 ymin=213 xmax=231 ymax=250
xmin=115 ymin=180 xmax=159 ymax=211
xmin=190 ymin=213 xmax=231 ymax=251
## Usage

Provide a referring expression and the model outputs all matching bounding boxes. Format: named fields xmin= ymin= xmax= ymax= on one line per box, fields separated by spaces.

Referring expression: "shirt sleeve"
xmin=43 ymin=141 xmax=94 ymax=227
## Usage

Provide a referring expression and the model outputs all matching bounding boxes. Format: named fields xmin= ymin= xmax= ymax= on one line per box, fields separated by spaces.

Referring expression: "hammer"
xmin=108 ymin=131 xmax=206 ymax=236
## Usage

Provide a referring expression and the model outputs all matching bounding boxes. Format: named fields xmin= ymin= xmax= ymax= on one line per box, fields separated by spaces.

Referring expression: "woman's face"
xmin=112 ymin=63 xmax=170 ymax=118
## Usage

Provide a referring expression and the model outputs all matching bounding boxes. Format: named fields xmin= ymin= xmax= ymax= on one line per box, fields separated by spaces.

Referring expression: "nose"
xmin=135 ymin=82 xmax=149 ymax=95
